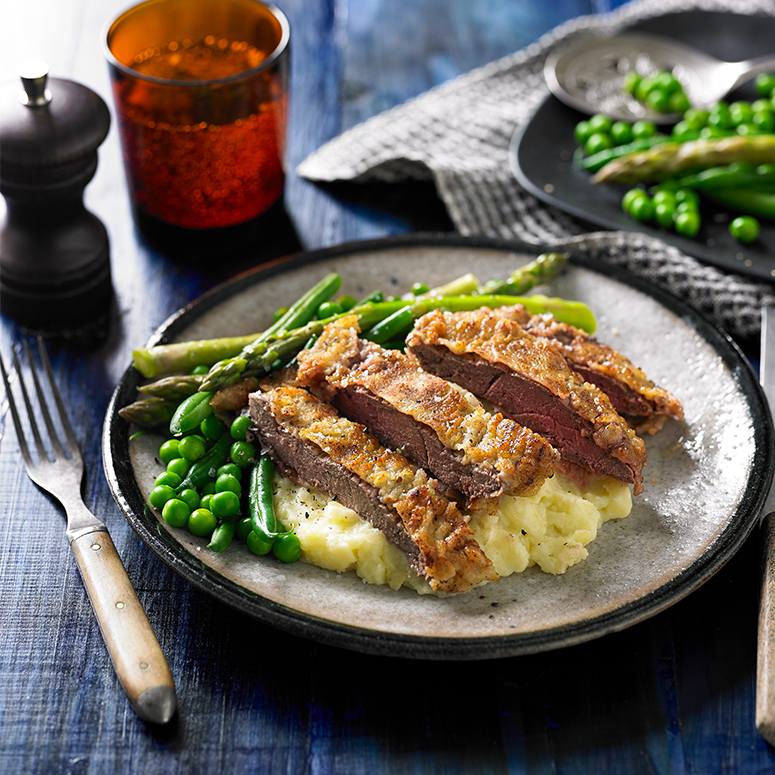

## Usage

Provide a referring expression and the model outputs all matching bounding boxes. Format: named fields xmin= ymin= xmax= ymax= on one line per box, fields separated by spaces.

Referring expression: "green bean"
xmin=175 ymin=434 xmax=231 ymax=492
xmin=207 ymin=520 xmax=237 ymax=553
xmin=265 ymin=273 xmax=342 ymax=339
xmin=169 ymin=390 xmax=215 ymax=436
xmin=249 ymin=453 xmax=288 ymax=542
xmin=362 ymin=306 xmax=414 ymax=344
xmin=704 ymin=188 xmax=775 ymax=219
xmin=576 ymin=135 xmax=670 ymax=172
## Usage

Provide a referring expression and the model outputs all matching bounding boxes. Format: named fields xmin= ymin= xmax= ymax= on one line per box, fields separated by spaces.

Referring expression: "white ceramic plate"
xmin=103 ymin=234 xmax=773 ymax=659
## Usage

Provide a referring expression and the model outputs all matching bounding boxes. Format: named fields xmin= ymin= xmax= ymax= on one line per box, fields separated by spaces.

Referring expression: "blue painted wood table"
xmin=2 ymin=0 xmax=775 ymax=772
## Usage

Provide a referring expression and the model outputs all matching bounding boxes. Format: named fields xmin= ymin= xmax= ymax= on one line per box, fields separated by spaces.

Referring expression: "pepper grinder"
xmin=0 ymin=60 xmax=113 ymax=327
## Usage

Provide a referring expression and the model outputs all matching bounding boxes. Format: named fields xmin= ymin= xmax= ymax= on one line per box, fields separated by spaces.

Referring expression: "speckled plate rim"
xmin=102 ymin=233 xmax=774 ymax=660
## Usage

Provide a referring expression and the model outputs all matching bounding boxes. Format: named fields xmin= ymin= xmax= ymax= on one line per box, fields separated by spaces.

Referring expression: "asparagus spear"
xmin=118 ymin=396 xmax=177 ymax=428
xmin=137 ymin=373 xmax=204 ymax=399
xmin=133 ymin=256 xmax=571 ymax=381
xmin=132 ymin=272 xmax=341 ymax=379
xmin=592 ymin=135 xmax=775 ymax=185
xmin=477 ymin=252 xmax=567 ymax=295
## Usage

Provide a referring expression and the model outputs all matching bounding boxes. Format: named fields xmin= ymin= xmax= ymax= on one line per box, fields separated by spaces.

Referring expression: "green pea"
xmin=753 ymin=111 xmax=775 ymax=132
xmin=752 ymin=99 xmax=774 ymax=114
xmin=674 ymin=210 xmax=701 ymax=238
xmin=700 ymin=126 xmax=730 ymax=139
xmin=337 ymin=294 xmax=358 ymax=311
xmin=621 ymin=188 xmax=645 ymax=213
xmin=166 ymin=457 xmax=190 ymax=478
xmin=159 ymin=439 xmax=181 ymax=464
xmin=755 ymin=73 xmax=775 ymax=98
xmin=178 ymin=488 xmax=200 ymax=512
xmin=162 ymin=498 xmax=190 ymax=528
xmin=179 ymin=435 xmax=206 ymax=462
xmin=230 ymin=415 xmax=252 ymax=441
xmin=217 ymin=463 xmax=243 ymax=481
xmin=610 ymin=121 xmax=634 ymax=145
xmin=188 ymin=508 xmax=217 ymax=537
xmin=189 ymin=364 xmax=210 ymax=375
xmin=216 ymin=473 xmax=242 ymax=495
xmin=629 ymin=195 xmax=654 ymax=222
xmin=574 ymin=120 xmax=593 ymax=145
xmin=667 ymin=91 xmax=690 ymax=115
xmin=729 ymin=101 xmax=754 ymax=125
xmin=317 ymin=301 xmax=343 ymax=318
xmin=247 ymin=530 xmax=274 ymax=556
xmin=674 ymin=189 xmax=700 ymax=208
xmin=729 ymin=215 xmax=760 ymax=243
xmin=652 ymin=190 xmax=677 ymax=207
xmin=654 ymin=202 xmax=676 ymax=229
xmin=231 ymin=440 xmax=256 ymax=468
xmin=631 ymin=120 xmax=657 ymax=139
xmin=155 ymin=471 xmax=182 ymax=489
xmin=622 ymin=71 xmax=641 ymax=95
xmin=201 ymin=493 xmax=214 ymax=512
xmin=757 ymin=164 xmax=775 ymax=176
xmin=212 ymin=490 xmax=241 ymax=518
xmin=671 ymin=120 xmax=696 ymax=142
xmin=237 ymin=516 xmax=253 ymax=540
xmin=645 ymin=87 xmax=671 ymax=113
xmin=707 ymin=110 xmax=732 ymax=130
xmin=588 ymin=113 xmax=613 ymax=134
xmin=411 ymin=282 xmax=430 ymax=296
xmin=683 ymin=108 xmax=709 ymax=128
xmin=584 ymin=132 xmax=613 ymax=156
xmin=201 ymin=481 xmax=217 ymax=496
xmin=200 ymin=415 xmax=225 ymax=440
xmin=634 ymin=75 xmax=656 ymax=102
xmin=149 ymin=484 xmax=176 ymax=510
xmin=273 ymin=532 xmax=302 ymax=563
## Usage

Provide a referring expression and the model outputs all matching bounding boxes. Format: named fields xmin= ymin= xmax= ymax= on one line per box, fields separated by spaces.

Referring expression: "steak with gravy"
xmin=494 ymin=307 xmax=684 ymax=435
xmin=406 ymin=307 xmax=647 ymax=494
xmin=249 ymin=381 xmax=498 ymax=593
xmin=295 ymin=316 xmax=557 ymax=509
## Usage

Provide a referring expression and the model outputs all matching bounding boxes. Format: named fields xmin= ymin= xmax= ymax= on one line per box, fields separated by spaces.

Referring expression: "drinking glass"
xmin=103 ymin=0 xmax=289 ymax=255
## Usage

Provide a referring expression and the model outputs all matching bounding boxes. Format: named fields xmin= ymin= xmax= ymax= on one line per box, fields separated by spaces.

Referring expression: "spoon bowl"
xmin=545 ymin=32 xmax=775 ymax=122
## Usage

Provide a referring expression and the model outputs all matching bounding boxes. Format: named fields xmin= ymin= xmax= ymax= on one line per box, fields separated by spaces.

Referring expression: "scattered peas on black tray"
xmin=572 ymin=70 xmax=775 ymax=245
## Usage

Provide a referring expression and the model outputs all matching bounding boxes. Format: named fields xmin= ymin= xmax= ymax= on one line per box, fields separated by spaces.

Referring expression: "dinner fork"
xmin=0 ymin=338 xmax=177 ymax=725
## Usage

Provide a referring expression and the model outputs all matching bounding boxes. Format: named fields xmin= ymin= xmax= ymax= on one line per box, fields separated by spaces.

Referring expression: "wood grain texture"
xmin=70 ymin=531 xmax=176 ymax=724
xmin=2 ymin=0 xmax=775 ymax=772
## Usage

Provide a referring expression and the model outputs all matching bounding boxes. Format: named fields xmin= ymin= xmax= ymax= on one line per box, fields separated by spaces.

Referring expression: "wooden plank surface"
xmin=2 ymin=0 xmax=775 ymax=772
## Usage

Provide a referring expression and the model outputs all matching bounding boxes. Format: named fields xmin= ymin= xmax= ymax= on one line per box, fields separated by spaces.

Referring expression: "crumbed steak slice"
xmin=248 ymin=383 xmax=498 ymax=593
xmin=406 ymin=307 xmax=647 ymax=495
xmin=295 ymin=316 xmax=557 ymax=507
xmin=494 ymin=307 xmax=684 ymax=435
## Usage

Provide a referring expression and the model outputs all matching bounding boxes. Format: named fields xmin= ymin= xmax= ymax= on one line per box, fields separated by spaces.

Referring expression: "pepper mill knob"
xmin=0 ymin=62 xmax=113 ymax=329
xmin=18 ymin=59 xmax=53 ymax=107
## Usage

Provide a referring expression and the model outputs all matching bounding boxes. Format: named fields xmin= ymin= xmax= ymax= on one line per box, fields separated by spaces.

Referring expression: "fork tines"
xmin=0 ymin=337 xmax=78 ymax=469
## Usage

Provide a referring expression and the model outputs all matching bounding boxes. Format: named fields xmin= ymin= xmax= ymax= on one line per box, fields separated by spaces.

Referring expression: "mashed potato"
xmin=273 ymin=472 xmax=632 ymax=595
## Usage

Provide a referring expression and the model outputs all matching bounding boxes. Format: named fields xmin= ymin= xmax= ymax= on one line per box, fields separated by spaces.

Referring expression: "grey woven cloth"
xmin=298 ymin=0 xmax=775 ymax=341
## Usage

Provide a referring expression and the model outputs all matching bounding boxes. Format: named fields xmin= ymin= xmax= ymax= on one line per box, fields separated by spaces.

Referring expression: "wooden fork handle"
xmin=71 ymin=529 xmax=177 ymax=724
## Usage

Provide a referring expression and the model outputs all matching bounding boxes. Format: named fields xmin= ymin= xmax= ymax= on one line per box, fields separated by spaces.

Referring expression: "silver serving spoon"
xmin=545 ymin=32 xmax=775 ymax=122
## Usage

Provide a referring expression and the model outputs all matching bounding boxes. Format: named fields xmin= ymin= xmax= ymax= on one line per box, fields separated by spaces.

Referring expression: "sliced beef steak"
xmin=249 ymin=382 xmax=498 ymax=593
xmin=496 ymin=307 xmax=683 ymax=435
xmin=406 ymin=308 xmax=647 ymax=495
xmin=295 ymin=316 xmax=556 ymax=508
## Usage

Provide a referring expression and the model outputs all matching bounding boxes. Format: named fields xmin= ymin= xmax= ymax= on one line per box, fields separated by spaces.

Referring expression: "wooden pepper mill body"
xmin=0 ymin=62 xmax=113 ymax=327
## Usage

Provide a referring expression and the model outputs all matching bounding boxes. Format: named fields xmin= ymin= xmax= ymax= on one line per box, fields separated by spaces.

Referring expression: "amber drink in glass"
xmin=103 ymin=0 xmax=289 ymax=255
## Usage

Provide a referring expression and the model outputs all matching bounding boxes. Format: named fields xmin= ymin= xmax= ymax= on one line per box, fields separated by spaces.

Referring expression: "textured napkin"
xmin=298 ymin=0 xmax=775 ymax=342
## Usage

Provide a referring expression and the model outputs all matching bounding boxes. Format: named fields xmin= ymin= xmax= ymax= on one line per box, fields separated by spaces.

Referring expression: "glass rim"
xmin=101 ymin=0 xmax=290 ymax=88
